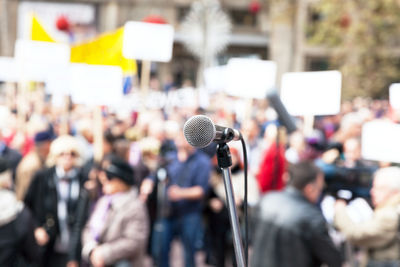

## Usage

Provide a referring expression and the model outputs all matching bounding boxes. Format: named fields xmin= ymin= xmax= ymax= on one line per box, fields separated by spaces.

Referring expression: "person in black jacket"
xmin=0 ymin=157 xmax=40 ymax=267
xmin=24 ymin=135 xmax=87 ymax=267
xmin=251 ymin=160 xmax=342 ymax=267
xmin=0 ymin=130 xmax=22 ymax=183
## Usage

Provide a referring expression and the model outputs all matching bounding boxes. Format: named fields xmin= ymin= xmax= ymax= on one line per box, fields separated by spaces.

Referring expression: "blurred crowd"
xmin=1 ymin=81 xmax=400 ymax=267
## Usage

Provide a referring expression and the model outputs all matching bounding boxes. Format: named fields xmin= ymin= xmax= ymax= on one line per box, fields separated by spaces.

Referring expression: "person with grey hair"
xmin=335 ymin=166 xmax=400 ymax=267
xmin=24 ymin=135 xmax=87 ymax=267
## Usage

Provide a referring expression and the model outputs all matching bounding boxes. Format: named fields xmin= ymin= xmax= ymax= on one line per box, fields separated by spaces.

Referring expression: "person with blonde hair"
xmin=24 ymin=135 xmax=88 ymax=267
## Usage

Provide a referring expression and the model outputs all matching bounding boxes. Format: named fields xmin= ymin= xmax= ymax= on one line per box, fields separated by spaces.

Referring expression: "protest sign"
xmin=0 ymin=57 xmax=19 ymax=82
xmin=225 ymin=58 xmax=276 ymax=99
xmin=362 ymin=120 xmax=400 ymax=163
xmin=389 ymin=83 xmax=400 ymax=109
xmin=122 ymin=21 xmax=174 ymax=62
xmin=69 ymin=64 xmax=123 ymax=107
xmin=204 ymin=65 xmax=227 ymax=93
xmin=280 ymin=70 xmax=342 ymax=116
xmin=14 ymin=40 xmax=70 ymax=82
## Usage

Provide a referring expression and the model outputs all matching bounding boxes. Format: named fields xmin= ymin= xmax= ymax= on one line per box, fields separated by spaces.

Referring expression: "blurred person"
xmin=140 ymin=130 xmax=211 ymax=267
xmin=204 ymin=146 xmax=260 ymax=267
xmin=332 ymin=112 xmax=364 ymax=143
xmin=0 ymin=128 xmax=22 ymax=184
xmin=74 ymin=118 xmax=94 ymax=164
xmin=15 ymin=130 xmax=53 ymax=200
xmin=81 ymin=129 xmax=116 ymax=188
xmin=163 ymin=75 xmax=176 ymax=93
xmin=251 ymin=160 xmax=342 ymax=267
xmin=334 ymin=167 xmax=400 ymax=267
xmin=285 ymin=130 xmax=306 ymax=164
xmin=81 ymin=154 xmax=149 ymax=267
xmin=256 ymin=124 xmax=286 ymax=194
xmin=0 ymin=157 xmax=40 ymax=266
xmin=316 ymin=137 xmax=377 ymax=201
xmin=24 ymin=135 xmax=87 ymax=267
xmin=115 ymin=138 xmax=153 ymax=188
xmin=240 ymin=119 xmax=262 ymax=175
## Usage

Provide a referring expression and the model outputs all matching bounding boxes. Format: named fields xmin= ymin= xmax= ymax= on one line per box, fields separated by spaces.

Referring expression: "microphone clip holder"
xmin=216 ymin=143 xmax=246 ymax=267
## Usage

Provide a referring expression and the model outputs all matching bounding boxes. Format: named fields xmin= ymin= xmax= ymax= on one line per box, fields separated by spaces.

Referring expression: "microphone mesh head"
xmin=183 ymin=115 xmax=216 ymax=148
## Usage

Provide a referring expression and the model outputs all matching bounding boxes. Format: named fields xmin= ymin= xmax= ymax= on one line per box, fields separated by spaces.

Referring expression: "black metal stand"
xmin=216 ymin=143 xmax=245 ymax=267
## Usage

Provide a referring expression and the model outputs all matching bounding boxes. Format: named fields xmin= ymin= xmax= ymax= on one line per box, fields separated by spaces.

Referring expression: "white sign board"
xmin=225 ymin=58 xmax=277 ymax=99
xmin=123 ymin=21 xmax=174 ymax=62
xmin=14 ymin=40 xmax=70 ymax=82
xmin=389 ymin=83 xmax=400 ymax=109
xmin=69 ymin=64 xmax=123 ymax=107
xmin=45 ymin=65 xmax=72 ymax=96
xmin=46 ymin=63 xmax=123 ymax=106
xmin=281 ymin=71 xmax=341 ymax=116
xmin=0 ymin=56 xmax=65 ymax=83
xmin=15 ymin=39 xmax=70 ymax=64
xmin=204 ymin=65 xmax=227 ymax=93
xmin=362 ymin=120 xmax=400 ymax=163
xmin=0 ymin=57 xmax=19 ymax=82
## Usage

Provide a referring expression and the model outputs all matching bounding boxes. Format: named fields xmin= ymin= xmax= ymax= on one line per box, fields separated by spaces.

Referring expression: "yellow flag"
xmin=30 ymin=15 xmax=56 ymax=43
xmin=71 ymin=27 xmax=137 ymax=75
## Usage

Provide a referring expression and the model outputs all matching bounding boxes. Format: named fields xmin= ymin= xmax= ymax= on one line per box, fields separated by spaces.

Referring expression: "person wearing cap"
xmin=24 ymin=135 xmax=87 ymax=267
xmin=15 ymin=129 xmax=53 ymax=200
xmin=82 ymin=154 xmax=149 ymax=267
xmin=0 ymin=157 xmax=40 ymax=266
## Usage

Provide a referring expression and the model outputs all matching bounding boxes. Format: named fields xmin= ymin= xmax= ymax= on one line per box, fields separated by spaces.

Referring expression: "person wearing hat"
xmin=15 ymin=129 xmax=53 ymax=200
xmin=82 ymin=154 xmax=149 ymax=267
xmin=0 ymin=157 xmax=40 ymax=266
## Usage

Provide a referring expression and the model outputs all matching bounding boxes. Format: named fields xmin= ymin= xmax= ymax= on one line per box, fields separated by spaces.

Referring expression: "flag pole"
xmin=140 ymin=60 xmax=151 ymax=95
xmin=93 ymin=106 xmax=104 ymax=163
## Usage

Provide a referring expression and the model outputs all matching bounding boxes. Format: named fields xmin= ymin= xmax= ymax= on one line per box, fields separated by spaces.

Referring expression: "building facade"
xmin=1 ymin=0 xmax=327 ymax=88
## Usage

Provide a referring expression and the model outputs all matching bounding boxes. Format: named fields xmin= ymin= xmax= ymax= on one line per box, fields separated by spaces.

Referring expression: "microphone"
xmin=267 ymin=92 xmax=297 ymax=134
xmin=183 ymin=115 xmax=241 ymax=148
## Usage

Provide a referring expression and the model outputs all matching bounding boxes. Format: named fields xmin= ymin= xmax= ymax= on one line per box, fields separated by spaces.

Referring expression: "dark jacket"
xmin=251 ymin=187 xmax=342 ymax=267
xmin=0 ymin=190 xmax=40 ymax=267
xmin=0 ymin=143 xmax=22 ymax=182
xmin=24 ymin=166 xmax=87 ymax=264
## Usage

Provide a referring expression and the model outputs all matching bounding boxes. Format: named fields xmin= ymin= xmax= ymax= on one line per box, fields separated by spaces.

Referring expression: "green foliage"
xmin=307 ymin=0 xmax=400 ymax=99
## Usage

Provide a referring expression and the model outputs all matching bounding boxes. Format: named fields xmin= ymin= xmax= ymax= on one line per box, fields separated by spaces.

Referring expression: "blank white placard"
xmin=122 ymin=21 xmax=174 ymax=62
xmin=15 ymin=39 xmax=70 ymax=64
xmin=362 ymin=120 xmax=400 ymax=163
xmin=204 ymin=65 xmax=227 ymax=93
xmin=69 ymin=64 xmax=123 ymax=107
xmin=225 ymin=58 xmax=277 ymax=99
xmin=0 ymin=57 xmax=19 ymax=82
xmin=281 ymin=70 xmax=342 ymax=116
xmin=389 ymin=83 xmax=400 ymax=109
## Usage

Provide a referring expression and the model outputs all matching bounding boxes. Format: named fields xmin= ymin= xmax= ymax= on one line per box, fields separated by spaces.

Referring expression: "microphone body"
xmin=267 ymin=92 xmax=297 ymax=134
xmin=183 ymin=115 xmax=241 ymax=148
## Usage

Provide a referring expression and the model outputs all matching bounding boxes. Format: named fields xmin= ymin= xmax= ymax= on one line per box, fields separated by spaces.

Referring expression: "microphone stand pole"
xmin=216 ymin=143 xmax=246 ymax=267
